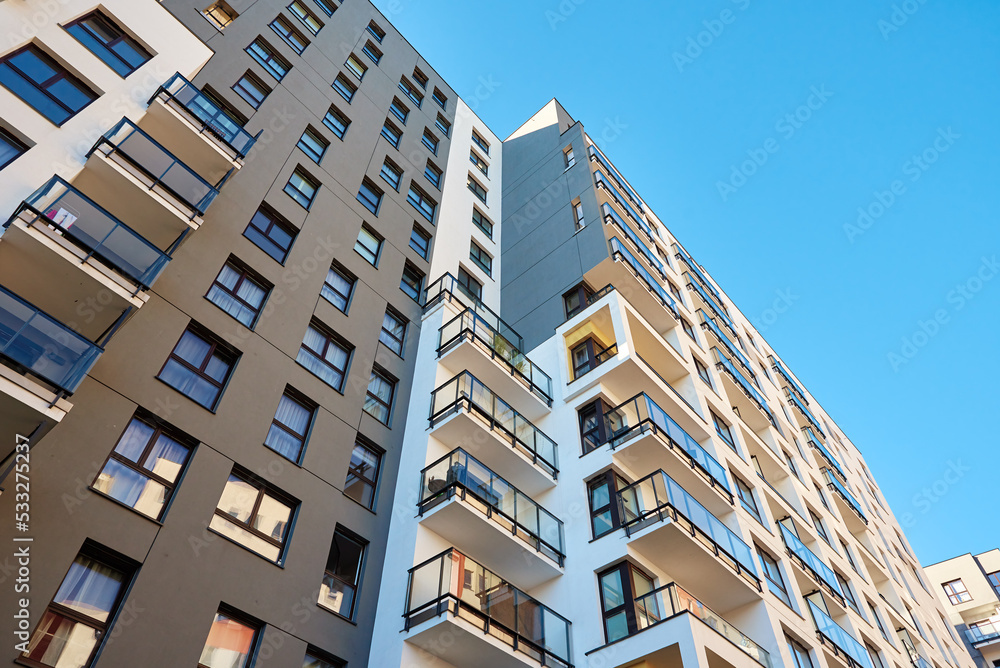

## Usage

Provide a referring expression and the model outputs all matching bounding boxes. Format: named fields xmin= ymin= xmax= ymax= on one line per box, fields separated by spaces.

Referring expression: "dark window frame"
xmin=379 ymin=308 xmax=406 ymax=357
xmin=205 ymin=257 xmax=272 ymax=328
xmin=284 ymin=167 xmax=320 ymax=209
xmin=157 ymin=325 xmax=239 ymax=411
xmin=345 ymin=437 xmax=382 ymax=510
xmin=263 ymin=387 xmax=316 ymax=464
xmin=357 ymin=177 xmax=383 ymax=215
xmin=246 ymin=37 xmax=291 ymax=81
xmin=0 ymin=44 xmax=99 ymax=125
xmin=64 ymin=11 xmax=152 ymax=77
xmin=455 ymin=266 xmax=481 ymax=300
xmin=597 ymin=561 xmax=655 ymax=643
xmin=244 ymin=204 xmax=297 ymax=264
xmin=269 ymin=15 xmax=309 ymax=55
xmin=297 ymin=126 xmax=329 ymax=163
xmin=363 ymin=365 xmax=396 ymax=425
xmin=297 ymin=320 xmax=352 ymax=392
xmin=469 ymin=241 xmax=492 ymax=276
xmin=409 ymin=224 xmax=431 ymax=259
xmin=323 ymin=105 xmax=350 ymax=139
xmin=321 ymin=262 xmax=355 ymax=313
xmin=400 ymin=262 xmax=425 ymax=302
xmin=211 ymin=468 xmax=297 ymax=563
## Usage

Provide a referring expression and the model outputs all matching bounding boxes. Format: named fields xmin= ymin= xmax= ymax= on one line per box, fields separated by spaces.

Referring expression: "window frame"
xmin=597 ymin=561 xmax=656 ymax=643
xmin=354 ymin=224 xmax=382 ymax=266
xmin=398 ymin=77 xmax=423 ymax=107
xmin=563 ymin=282 xmax=594 ymax=320
xmin=345 ymin=438 xmax=382 ymax=510
xmin=345 ymin=53 xmax=367 ymax=80
xmin=205 ymin=257 xmax=271 ymax=328
xmin=246 ymin=37 xmax=291 ymax=81
xmin=288 ymin=0 xmax=323 ymax=35
xmin=432 ymin=87 xmax=447 ymax=110
xmin=320 ymin=262 xmax=355 ymax=313
xmin=367 ymin=21 xmax=385 ymax=42
xmin=469 ymin=149 xmax=488 ymax=176
xmin=323 ymin=105 xmax=350 ymax=139
xmin=157 ymin=325 xmax=239 ymax=411
xmin=400 ymin=262 xmax=425 ymax=302
xmin=232 ymin=69 xmax=270 ymax=109
xmin=469 ymin=241 xmax=492 ymax=276
xmin=389 ymin=97 xmax=409 ymax=125
xmin=332 ymin=73 xmax=356 ymax=102
xmin=319 ymin=526 xmax=367 ymax=620
xmin=467 ymin=173 xmax=487 ymax=202
xmin=284 ymin=167 xmax=319 ymax=209
xmin=270 ymin=15 xmax=309 ymax=55
xmin=587 ymin=468 xmax=628 ymax=537
xmin=435 ymin=113 xmax=451 ymax=137
xmin=356 ymin=177 xmax=383 ymax=215
xmin=734 ymin=475 xmax=763 ymax=524
xmin=421 ymin=128 xmax=439 ymax=155
xmin=472 ymin=207 xmax=493 ymax=239
xmin=786 ymin=635 xmax=815 ymax=668
xmin=456 ymin=266 xmax=482 ymax=300
xmin=424 ymin=160 xmax=442 ymax=189
xmin=363 ymin=365 xmax=396 ymax=425
xmin=379 ymin=308 xmax=406 ymax=357
xmin=244 ymin=205 xmax=297 ymax=263
xmin=263 ymin=387 xmax=316 ymax=464
xmin=409 ymin=224 xmax=431 ymax=259
xmin=0 ymin=126 xmax=28 ymax=171
xmin=758 ymin=546 xmax=793 ymax=607
xmin=381 ymin=118 xmax=402 ymax=148
xmin=380 ymin=158 xmax=403 ymax=191
xmin=211 ymin=469 xmax=297 ymax=563
xmin=406 ymin=182 xmax=436 ymax=223
xmin=711 ymin=410 xmax=737 ymax=450
xmin=0 ymin=44 xmax=99 ymax=126
xmin=471 ymin=129 xmax=490 ymax=155
xmin=362 ymin=40 xmax=382 ymax=65
xmin=64 ymin=11 xmax=152 ymax=77
xmin=203 ymin=1 xmax=238 ymax=30
xmin=297 ymin=126 xmax=329 ymax=163
xmin=297 ymin=321 xmax=352 ymax=392
xmin=943 ymin=579 xmax=972 ymax=605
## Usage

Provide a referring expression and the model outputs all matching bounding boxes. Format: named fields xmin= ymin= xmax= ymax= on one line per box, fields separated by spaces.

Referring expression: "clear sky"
xmin=374 ymin=0 xmax=1000 ymax=566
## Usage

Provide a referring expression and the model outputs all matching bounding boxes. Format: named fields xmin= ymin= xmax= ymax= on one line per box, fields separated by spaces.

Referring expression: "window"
xmin=784 ymin=450 xmax=800 ymax=479
xmin=65 ymin=11 xmax=152 ymax=77
xmin=297 ymin=126 xmax=328 ymax=163
xmin=381 ymin=118 xmax=402 ymax=148
xmin=21 ymin=542 xmax=137 ymax=668
xmin=809 ymin=510 xmax=830 ymax=544
xmin=0 ymin=127 xmax=28 ymax=170
xmin=398 ymin=77 xmax=423 ymax=107
xmin=313 ymin=0 xmax=336 ymax=16
xmin=356 ymin=177 xmax=383 ymax=215
xmin=412 ymin=67 xmax=428 ymax=88
xmin=667 ymin=281 xmax=683 ymax=303
xmin=587 ymin=470 xmax=627 ymax=537
xmin=467 ymin=174 xmax=487 ymax=202
xmin=409 ymin=224 xmax=431 ymax=259
xmin=866 ymin=644 xmax=887 ymax=668
xmin=456 ymin=266 xmax=481 ymax=300
xmin=734 ymin=476 xmax=762 ymax=524
xmin=389 ymin=97 xmax=409 ymax=124
xmin=363 ymin=366 xmax=395 ymax=424
xmin=577 ymin=399 xmax=607 ymax=454
xmin=694 ymin=358 xmax=713 ymax=387
xmin=323 ymin=105 xmax=350 ymax=139
xmin=92 ymin=414 xmax=192 ymax=520
xmin=836 ymin=572 xmax=861 ymax=613
xmin=572 ymin=337 xmax=611 ymax=379
xmin=380 ymin=159 xmax=403 ymax=191
xmin=247 ymin=37 xmax=290 ymax=81
xmin=362 ymin=40 xmax=382 ymax=64
xmin=757 ymin=547 xmax=792 ymax=606
xmin=815 ymin=483 xmax=830 ymax=510
xmin=367 ymin=21 xmax=385 ymax=42
xmin=563 ymin=283 xmax=594 ymax=320
xmin=158 ymin=326 xmax=238 ymax=410
xmin=345 ymin=54 xmax=367 ymax=80
xmin=321 ymin=263 xmax=354 ymax=312
xmin=289 ymin=1 xmax=323 ymax=34
xmin=435 ymin=113 xmax=451 ymax=137
xmin=711 ymin=410 xmax=736 ymax=450
xmin=421 ymin=128 xmax=439 ymax=154
xmin=210 ymin=469 xmax=295 ymax=562
xmin=680 ymin=316 xmax=696 ymax=340
xmin=573 ymin=200 xmax=585 ymax=229
xmin=472 ymin=208 xmax=493 ymax=238
xmin=203 ymin=1 xmax=238 ymax=30
xmin=304 ymin=647 xmax=345 ymax=668
xmin=199 ymin=607 xmax=260 ymax=668
xmin=354 ymin=225 xmax=382 ymax=265
xmin=472 ymin=129 xmax=490 ymax=155
xmin=345 ymin=438 xmax=381 ymax=509
xmin=298 ymin=321 xmax=352 ymax=391
xmin=206 ymin=259 xmax=270 ymax=327
xmin=333 ymin=73 xmax=356 ymax=102
xmin=470 ymin=241 xmax=491 ymax=276
xmin=264 ymin=389 xmax=315 ymax=463
xmin=0 ymin=45 xmax=98 ymax=125
xmin=284 ymin=168 xmax=319 ymax=209
xmin=869 ymin=602 xmax=890 ymax=641
xmin=943 ymin=579 xmax=972 ymax=604
xmin=563 ymin=145 xmax=576 ymax=168
xmin=244 ymin=205 xmax=296 ymax=263
xmin=432 ymin=87 xmax=447 ymax=109
xmin=232 ymin=70 xmax=270 ymax=109
xmin=786 ymin=636 xmax=814 ymax=668
xmin=470 ymin=149 xmax=488 ymax=175
xmin=407 ymin=183 xmax=436 ymax=223
xmin=380 ymin=309 xmax=406 ymax=356
xmin=598 ymin=562 xmax=656 ymax=642
xmin=319 ymin=527 xmax=366 ymax=618
xmin=400 ymin=262 xmax=424 ymax=301
xmin=424 ymin=160 xmax=442 ymax=189
xmin=270 ymin=16 xmax=309 ymax=55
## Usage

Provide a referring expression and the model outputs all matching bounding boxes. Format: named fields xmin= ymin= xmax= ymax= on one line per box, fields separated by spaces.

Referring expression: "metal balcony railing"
xmin=822 ymin=468 xmax=868 ymax=524
xmin=785 ymin=387 xmax=826 ymax=437
xmin=967 ymin=622 xmax=1000 ymax=646
xmin=423 ymin=272 xmax=523 ymax=349
xmin=803 ymin=427 xmax=847 ymax=482
xmin=609 ymin=238 xmax=678 ymax=319
xmin=587 ymin=144 xmax=643 ymax=212
xmin=807 ymin=599 xmax=873 ymax=668
xmin=778 ymin=524 xmax=845 ymax=605
xmin=674 ymin=243 xmax=722 ymax=303
xmin=572 ymin=341 xmax=617 ymax=380
xmin=419 ymin=448 xmax=565 ymax=564
xmin=405 ymin=548 xmax=572 ymax=667
xmin=602 ymin=203 xmax=666 ymax=279
xmin=769 ymin=355 xmax=808 ymax=405
xmin=699 ymin=309 xmax=753 ymax=375
xmin=712 ymin=347 xmax=774 ymax=422
xmin=594 ymin=170 xmax=653 ymax=241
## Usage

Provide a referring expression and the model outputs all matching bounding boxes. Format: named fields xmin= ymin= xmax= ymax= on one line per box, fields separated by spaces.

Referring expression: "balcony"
xmin=429 ymin=371 xmax=557 ymax=496
xmin=769 ymin=355 xmax=809 ymax=405
xmin=588 ymin=144 xmax=643 ymax=213
xmin=712 ymin=347 xmax=775 ymax=431
xmin=439 ymin=307 xmax=552 ymax=418
xmin=601 ymin=203 xmax=666 ymax=281
xmin=79 ymin=118 xmax=225 ymax=244
xmin=404 ymin=548 xmax=572 ymax=668
xmin=686 ymin=272 xmax=737 ymax=338
xmin=785 ymin=387 xmax=826 ymax=437
xmin=698 ymin=309 xmax=754 ymax=377
xmin=424 ymin=273 xmax=524 ymax=349
xmin=146 ymin=72 xmax=260 ymax=173
xmin=418 ymin=448 xmax=564 ymax=587
xmin=803 ymin=428 xmax=847 ymax=482
xmin=605 ymin=392 xmax=733 ymax=512
xmin=617 ymin=470 xmax=761 ymax=608
xmin=967 ymin=622 xmax=1000 ymax=647
xmin=674 ymin=243 xmax=722 ymax=303
xmin=806 ymin=599 xmax=873 ymax=668
xmin=778 ymin=523 xmax=846 ymax=607
xmin=594 ymin=170 xmax=655 ymax=243
xmin=822 ymin=468 xmax=869 ymax=526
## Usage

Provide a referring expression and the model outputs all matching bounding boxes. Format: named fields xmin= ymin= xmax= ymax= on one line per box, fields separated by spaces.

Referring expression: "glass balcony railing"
xmin=602 ymin=203 xmax=666 ymax=279
xmin=769 ymin=355 xmax=808 ymax=405
xmin=88 ymin=118 xmax=224 ymax=216
xmin=0 ymin=285 xmax=102 ymax=394
xmin=687 ymin=274 xmax=736 ymax=336
xmin=150 ymin=72 xmax=260 ymax=159
xmin=822 ymin=469 xmax=868 ymax=525
xmin=594 ymin=170 xmax=654 ymax=241
xmin=618 ymin=470 xmax=759 ymax=585
xmin=674 ymin=244 xmax=722 ymax=303
xmin=803 ymin=427 xmax=847 ymax=482
xmin=419 ymin=448 xmax=565 ymax=564
xmin=587 ymin=144 xmax=643 ymax=212
xmin=632 ymin=582 xmax=772 ymax=667
xmin=423 ymin=272 xmax=523 ymax=349
xmin=698 ymin=309 xmax=753 ymax=375
xmin=778 ymin=524 xmax=845 ymax=602
xmin=604 ymin=392 xmax=731 ymax=499
xmin=712 ymin=348 xmax=773 ymax=422
xmin=807 ymin=599 xmax=874 ymax=668
xmin=9 ymin=176 xmax=172 ymax=289
xmin=609 ymin=238 xmax=678 ymax=319
xmin=967 ymin=622 xmax=1000 ymax=646
xmin=429 ymin=371 xmax=558 ymax=478
xmin=405 ymin=548 xmax=572 ymax=668
xmin=439 ymin=308 xmax=552 ymax=406
xmin=785 ymin=388 xmax=826 ymax=437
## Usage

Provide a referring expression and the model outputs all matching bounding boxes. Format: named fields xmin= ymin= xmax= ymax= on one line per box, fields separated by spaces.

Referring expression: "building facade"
xmin=926 ymin=551 xmax=1000 ymax=668
xmin=0 ymin=2 xmax=978 ymax=668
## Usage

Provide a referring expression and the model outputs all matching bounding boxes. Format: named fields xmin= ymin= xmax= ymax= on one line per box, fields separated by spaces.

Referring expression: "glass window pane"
xmin=199 ymin=612 xmax=256 ymax=668
xmin=52 ymin=556 xmax=125 ymax=623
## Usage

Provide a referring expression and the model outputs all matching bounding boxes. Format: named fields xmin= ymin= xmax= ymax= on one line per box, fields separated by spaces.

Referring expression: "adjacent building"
xmin=926 ymin=551 xmax=1000 ymax=668
xmin=0 ymin=2 xmax=979 ymax=668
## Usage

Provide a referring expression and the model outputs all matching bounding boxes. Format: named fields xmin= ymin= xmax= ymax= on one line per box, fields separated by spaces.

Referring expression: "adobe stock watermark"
xmin=887 ymin=254 xmax=998 ymax=371
xmin=877 ymin=0 xmax=931 ymax=40
xmin=843 ymin=127 xmax=959 ymax=243
xmin=716 ymin=85 xmax=834 ymax=201
xmin=673 ymin=0 xmax=752 ymax=73
xmin=545 ymin=0 xmax=587 ymax=30
xmin=752 ymin=288 xmax=799 ymax=333
xmin=899 ymin=459 xmax=969 ymax=528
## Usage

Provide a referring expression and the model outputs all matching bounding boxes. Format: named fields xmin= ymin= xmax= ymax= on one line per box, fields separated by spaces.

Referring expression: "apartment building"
xmin=926 ymin=551 xmax=1000 ymax=668
xmin=0 ymin=2 xmax=976 ymax=668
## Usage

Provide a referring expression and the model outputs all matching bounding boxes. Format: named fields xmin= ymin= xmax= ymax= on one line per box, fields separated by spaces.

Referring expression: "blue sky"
xmin=375 ymin=0 xmax=1000 ymax=566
